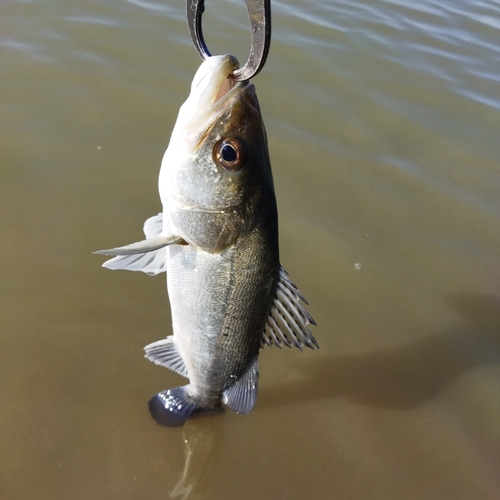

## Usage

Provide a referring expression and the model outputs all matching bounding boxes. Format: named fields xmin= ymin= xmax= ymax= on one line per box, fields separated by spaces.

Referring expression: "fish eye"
xmin=214 ymin=138 xmax=246 ymax=172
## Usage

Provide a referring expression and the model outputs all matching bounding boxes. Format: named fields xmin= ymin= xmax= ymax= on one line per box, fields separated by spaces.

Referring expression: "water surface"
xmin=1 ymin=0 xmax=500 ymax=498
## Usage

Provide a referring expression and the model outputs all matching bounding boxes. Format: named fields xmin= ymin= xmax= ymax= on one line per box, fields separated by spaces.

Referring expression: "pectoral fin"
xmin=94 ymin=235 xmax=181 ymax=256
xmin=94 ymin=213 xmax=183 ymax=275
xmin=222 ymin=357 xmax=259 ymax=414
xmin=261 ymin=266 xmax=319 ymax=350
xmin=143 ymin=212 xmax=163 ymax=239
xmin=99 ymin=250 xmax=167 ymax=275
xmin=94 ymin=235 xmax=183 ymax=276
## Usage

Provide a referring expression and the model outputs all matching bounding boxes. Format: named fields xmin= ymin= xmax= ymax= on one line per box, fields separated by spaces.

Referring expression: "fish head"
xmin=159 ymin=55 xmax=275 ymax=252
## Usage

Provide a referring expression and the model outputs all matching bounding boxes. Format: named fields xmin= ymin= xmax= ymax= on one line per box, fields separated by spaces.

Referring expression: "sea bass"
xmin=96 ymin=55 xmax=317 ymax=427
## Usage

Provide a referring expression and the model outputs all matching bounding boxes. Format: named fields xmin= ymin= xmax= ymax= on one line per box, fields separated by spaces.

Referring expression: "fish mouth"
xmin=174 ymin=55 xmax=251 ymax=148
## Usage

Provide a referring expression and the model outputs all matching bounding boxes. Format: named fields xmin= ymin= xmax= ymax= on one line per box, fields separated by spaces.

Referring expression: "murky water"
xmin=2 ymin=0 xmax=500 ymax=498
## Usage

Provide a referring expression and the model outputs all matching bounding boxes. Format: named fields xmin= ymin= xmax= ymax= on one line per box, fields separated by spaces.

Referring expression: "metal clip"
xmin=187 ymin=0 xmax=271 ymax=81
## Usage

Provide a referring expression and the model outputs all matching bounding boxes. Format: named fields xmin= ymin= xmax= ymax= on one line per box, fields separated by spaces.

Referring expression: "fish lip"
xmin=195 ymin=79 xmax=249 ymax=132
xmin=189 ymin=76 xmax=250 ymax=135
xmin=187 ymin=79 xmax=248 ymax=130
xmin=189 ymin=54 xmax=243 ymax=110
xmin=207 ymin=79 xmax=249 ymax=117
xmin=173 ymin=55 xmax=252 ymax=148
xmin=160 ymin=54 xmax=254 ymax=194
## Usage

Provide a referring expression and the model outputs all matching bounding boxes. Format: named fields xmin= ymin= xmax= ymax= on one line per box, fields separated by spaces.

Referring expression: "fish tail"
xmin=148 ymin=385 xmax=223 ymax=427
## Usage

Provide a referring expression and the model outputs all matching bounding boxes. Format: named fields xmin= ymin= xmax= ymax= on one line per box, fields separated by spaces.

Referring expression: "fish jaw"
xmin=159 ymin=55 xmax=275 ymax=253
xmin=158 ymin=54 xmax=244 ymax=205
xmin=174 ymin=54 xmax=241 ymax=145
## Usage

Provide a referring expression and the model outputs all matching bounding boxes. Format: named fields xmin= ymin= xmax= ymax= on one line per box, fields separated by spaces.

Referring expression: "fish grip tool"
xmin=187 ymin=0 xmax=271 ymax=81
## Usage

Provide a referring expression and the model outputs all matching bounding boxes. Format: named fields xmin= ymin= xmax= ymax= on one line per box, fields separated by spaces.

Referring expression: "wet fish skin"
xmin=96 ymin=55 xmax=317 ymax=427
xmin=155 ymin=55 xmax=280 ymax=423
xmin=159 ymin=58 xmax=276 ymax=255
xmin=164 ymin=192 xmax=279 ymax=411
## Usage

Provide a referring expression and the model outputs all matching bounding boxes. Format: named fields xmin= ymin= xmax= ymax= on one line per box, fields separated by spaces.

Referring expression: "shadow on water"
xmin=259 ymin=293 xmax=500 ymax=410
xmin=167 ymin=416 xmax=225 ymax=500
xmin=157 ymin=293 xmax=500 ymax=499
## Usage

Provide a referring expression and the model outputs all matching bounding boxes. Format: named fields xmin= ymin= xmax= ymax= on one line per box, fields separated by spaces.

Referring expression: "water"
xmin=1 ymin=0 xmax=500 ymax=498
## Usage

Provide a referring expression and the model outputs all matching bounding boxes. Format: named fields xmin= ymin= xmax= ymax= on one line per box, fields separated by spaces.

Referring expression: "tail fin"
xmin=148 ymin=385 xmax=224 ymax=427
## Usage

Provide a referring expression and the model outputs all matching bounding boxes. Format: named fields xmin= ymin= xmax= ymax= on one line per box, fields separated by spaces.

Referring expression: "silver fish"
xmin=96 ymin=55 xmax=317 ymax=426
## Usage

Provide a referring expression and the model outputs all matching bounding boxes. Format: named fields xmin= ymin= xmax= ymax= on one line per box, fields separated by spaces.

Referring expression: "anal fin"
xmin=144 ymin=336 xmax=188 ymax=378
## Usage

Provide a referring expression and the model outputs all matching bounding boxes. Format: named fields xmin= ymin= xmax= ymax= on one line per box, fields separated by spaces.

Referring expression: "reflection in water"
xmin=168 ymin=416 xmax=225 ymax=500
xmin=260 ymin=293 xmax=500 ymax=410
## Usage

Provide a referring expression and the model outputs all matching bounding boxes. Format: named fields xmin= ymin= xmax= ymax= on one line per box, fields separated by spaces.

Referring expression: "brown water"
xmin=2 ymin=0 xmax=500 ymax=498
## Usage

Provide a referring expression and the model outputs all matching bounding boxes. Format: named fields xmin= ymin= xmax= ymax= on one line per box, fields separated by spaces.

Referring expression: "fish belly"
xmin=166 ymin=232 xmax=278 ymax=408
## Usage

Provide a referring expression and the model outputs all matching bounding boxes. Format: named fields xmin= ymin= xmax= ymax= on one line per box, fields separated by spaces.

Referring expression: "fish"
xmin=95 ymin=54 xmax=318 ymax=427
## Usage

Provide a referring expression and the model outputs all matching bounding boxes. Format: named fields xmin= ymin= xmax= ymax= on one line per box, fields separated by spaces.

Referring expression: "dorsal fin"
xmin=144 ymin=336 xmax=189 ymax=378
xmin=222 ymin=357 xmax=259 ymax=414
xmin=261 ymin=267 xmax=318 ymax=350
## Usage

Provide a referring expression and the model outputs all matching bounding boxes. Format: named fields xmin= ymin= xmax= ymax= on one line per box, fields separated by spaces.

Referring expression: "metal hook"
xmin=187 ymin=0 xmax=271 ymax=81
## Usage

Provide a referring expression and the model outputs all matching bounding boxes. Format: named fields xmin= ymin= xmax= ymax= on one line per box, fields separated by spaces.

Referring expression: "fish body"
xmin=96 ymin=55 xmax=317 ymax=426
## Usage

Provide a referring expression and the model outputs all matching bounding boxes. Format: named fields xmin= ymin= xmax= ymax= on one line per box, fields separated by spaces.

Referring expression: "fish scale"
xmin=95 ymin=55 xmax=317 ymax=426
